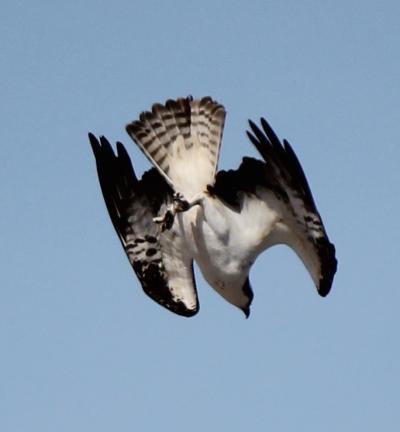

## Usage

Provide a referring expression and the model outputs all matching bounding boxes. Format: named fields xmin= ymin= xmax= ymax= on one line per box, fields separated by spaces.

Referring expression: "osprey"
xmin=89 ymin=96 xmax=337 ymax=317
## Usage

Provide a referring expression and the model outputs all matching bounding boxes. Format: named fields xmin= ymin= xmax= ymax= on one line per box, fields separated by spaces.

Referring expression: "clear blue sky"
xmin=1 ymin=1 xmax=399 ymax=431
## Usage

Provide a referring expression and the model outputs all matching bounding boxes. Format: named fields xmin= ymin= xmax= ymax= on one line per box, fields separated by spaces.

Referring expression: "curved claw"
xmin=153 ymin=210 xmax=174 ymax=231
xmin=173 ymin=193 xmax=190 ymax=212
xmin=153 ymin=194 xmax=203 ymax=232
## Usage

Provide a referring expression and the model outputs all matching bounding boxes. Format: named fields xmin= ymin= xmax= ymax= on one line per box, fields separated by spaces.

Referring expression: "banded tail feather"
xmin=126 ymin=96 xmax=226 ymax=198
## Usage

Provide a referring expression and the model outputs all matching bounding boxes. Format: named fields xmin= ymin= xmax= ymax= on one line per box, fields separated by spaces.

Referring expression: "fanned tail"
xmin=126 ymin=96 xmax=226 ymax=198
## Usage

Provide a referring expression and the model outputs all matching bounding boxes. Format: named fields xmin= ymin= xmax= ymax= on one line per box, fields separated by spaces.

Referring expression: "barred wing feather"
xmin=89 ymin=134 xmax=199 ymax=316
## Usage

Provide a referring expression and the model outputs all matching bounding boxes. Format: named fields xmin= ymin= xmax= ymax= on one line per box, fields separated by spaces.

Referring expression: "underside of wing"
xmin=246 ymin=118 xmax=337 ymax=296
xmin=89 ymin=133 xmax=199 ymax=317
xmin=125 ymin=96 xmax=226 ymax=197
xmin=210 ymin=119 xmax=337 ymax=297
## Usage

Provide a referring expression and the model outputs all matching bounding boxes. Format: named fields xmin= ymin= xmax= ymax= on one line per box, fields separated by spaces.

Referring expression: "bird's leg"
xmin=152 ymin=208 xmax=175 ymax=231
xmin=153 ymin=192 xmax=203 ymax=231
xmin=172 ymin=192 xmax=203 ymax=212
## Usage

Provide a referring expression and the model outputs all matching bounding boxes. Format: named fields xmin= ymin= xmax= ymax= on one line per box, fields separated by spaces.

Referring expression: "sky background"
xmin=1 ymin=1 xmax=399 ymax=431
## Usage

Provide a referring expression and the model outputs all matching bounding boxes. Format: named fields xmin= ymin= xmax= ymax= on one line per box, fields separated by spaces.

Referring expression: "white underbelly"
xmin=183 ymin=195 xmax=278 ymax=287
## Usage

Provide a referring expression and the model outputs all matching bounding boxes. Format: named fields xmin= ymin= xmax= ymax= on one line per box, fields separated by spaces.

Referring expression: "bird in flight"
xmin=89 ymin=96 xmax=337 ymax=317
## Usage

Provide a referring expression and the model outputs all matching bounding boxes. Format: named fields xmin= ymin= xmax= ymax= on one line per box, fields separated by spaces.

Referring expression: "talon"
xmin=173 ymin=192 xmax=183 ymax=200
xmin=153 ymin=210 xmax=174 ymax=231
xmin=153 ymin=194 xmax=202 ymax=232
xmin=175 ymin=199 xmax=190 ymax=212
xmin=163 ymin=210 xmax=174 ymax=230
xmin=173 ymin=192 xmax=191 ymax=212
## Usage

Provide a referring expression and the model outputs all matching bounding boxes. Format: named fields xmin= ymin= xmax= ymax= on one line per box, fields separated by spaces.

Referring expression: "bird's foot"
xmin=153 ymin=193 xmax=202 ymax=231
xmin=172 ymin=192 xmax=191 ymax=212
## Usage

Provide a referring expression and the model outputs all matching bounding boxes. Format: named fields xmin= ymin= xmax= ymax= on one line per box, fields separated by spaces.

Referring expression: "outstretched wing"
xmin=212 ymin=118 xmax=337 ymax=296
xmin=89 ymin=134 xmax=199 ymax=317
xmin=125 ymin=96 xmax=226 ymax=198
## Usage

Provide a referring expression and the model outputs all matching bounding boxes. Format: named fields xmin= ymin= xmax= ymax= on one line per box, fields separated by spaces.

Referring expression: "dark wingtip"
xmin=116 ymin=141 xmax=127 ymax=157
xmin=241 ymin=278 xmax=253 ymax=319
xmin=248 ymin=119 xmax=264 ymax=140
xmin=88 ymin=132 xmax=96 ymax=141
xmin=318 ymin=283 xmax=331 ymax=297
xmin=260 ymin=117 xmax=271 ymax=130
xmin=88 ymin=132 xmax=99 ymax=152
xmin=99 ymin=135 xmax=109 ymax=146
xmin=177 ymin=304 xmax=200 ymax=318
xmin=318 ymin=274 xmax=334 ymax=297
xmin=317 ymin=243 xmax=338 ymax=297
xmin=242 ymin=305 xmax=251 ymax=319
xmin=246 ymin=130 xmax=257 ymax=146
xmin=156 ymin=297 xmax=199 ymax=318
xmin=248 ymin=118 xmax=257 ymax=129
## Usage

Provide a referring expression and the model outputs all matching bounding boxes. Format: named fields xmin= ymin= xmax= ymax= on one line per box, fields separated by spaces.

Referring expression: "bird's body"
xmin=182 ymin=190 xmax=278 ymax=313
xmin=89 ymin=96 xmax=337 ymax=317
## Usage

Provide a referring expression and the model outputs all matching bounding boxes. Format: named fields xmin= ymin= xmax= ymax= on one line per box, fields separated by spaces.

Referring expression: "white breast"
xmin=183 ymin=193 xmax=280 ymax=296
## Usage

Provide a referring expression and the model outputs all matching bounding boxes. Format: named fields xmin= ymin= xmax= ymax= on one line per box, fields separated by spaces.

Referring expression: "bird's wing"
xmin=212 ymin=118 xmax=337 ymax=296
xmin=89 ymin=134 xmax=199 ymax=316
xmin=125 ymin=96 xmax=226 ymax=198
